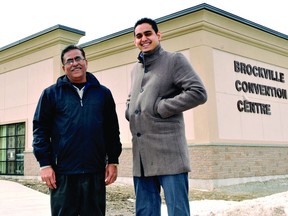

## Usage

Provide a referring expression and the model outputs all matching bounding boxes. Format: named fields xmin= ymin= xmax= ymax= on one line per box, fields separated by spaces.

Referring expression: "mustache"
xmin=71 ymin=66 xmax=82 ymax=71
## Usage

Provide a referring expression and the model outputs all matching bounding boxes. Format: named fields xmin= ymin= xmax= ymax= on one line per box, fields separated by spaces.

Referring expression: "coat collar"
xmin=137 ymin=44 xmax=163 ymax=65
xmin=56 ymin=72 xmax=100 ymax=88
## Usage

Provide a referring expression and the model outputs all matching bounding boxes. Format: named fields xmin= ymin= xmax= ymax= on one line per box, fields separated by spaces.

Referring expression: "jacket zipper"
xmin=73 ymin=85 xmax=85 ymax=107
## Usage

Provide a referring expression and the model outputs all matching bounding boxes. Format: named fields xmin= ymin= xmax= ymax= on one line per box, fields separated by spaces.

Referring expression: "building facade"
xmin=0 ymin=3 xmax=287 ymax=190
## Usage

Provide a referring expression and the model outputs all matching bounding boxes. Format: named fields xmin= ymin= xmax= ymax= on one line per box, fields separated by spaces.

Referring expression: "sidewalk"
xmin=2 ymin=177 xmax=287 ymax=216
xmin=0 ymin=178 xmax=236 ymax=216
xmin=0 ymin=180 xmax=50 ymax=216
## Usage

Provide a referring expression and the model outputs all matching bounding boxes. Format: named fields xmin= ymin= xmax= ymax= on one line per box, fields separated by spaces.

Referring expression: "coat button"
xmin=135 ymin=109 xmax=141 ymax=115
xmin=136 ymin=133 xmax=141 ymax=137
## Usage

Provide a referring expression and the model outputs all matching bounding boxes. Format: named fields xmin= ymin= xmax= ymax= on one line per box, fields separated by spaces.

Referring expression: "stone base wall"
xmin=23 ymin=148 xmax=134 ymax=177
xmin=118 ymin=148 xmax=133 ymax=177
xmin=24 ymin=150 xmax=40 ymax=176
xmin=118 ymin=144 xmax=288 ymax=180
xmin=22 ymin=144 xmax=288 ymax=190
xmin=189 ymin=144 xmax=288 ymax=179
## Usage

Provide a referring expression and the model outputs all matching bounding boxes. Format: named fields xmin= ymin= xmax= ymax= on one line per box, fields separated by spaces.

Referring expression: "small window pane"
xmin=17 ymin=136 xmax=25 ymax=148
xmin=7 ymin=161 xmax=15 ymax=174
xmin=7 ymin=125 xmax=15 ymax=136
xmin=7 ymin=137 xmax=15 ymax=148
xmin=16 ymin=150 xmax=24 ymax=161
xmin=0 ymin=162 xmax=6 ymax=174
xmin=0 ymin=137 xmax=6 ymax=149
xmin=7 ymin=149 xmax=16 ymax=161
xmin=0 ymin=126 xmax=6 ymax=137
xmin=17 ymin=124 xmax=25 ymax=135
xmin=0 ymin=149 xmax=6 ymax=160
xmin=15 ymin=162 xmax=24 ymax=174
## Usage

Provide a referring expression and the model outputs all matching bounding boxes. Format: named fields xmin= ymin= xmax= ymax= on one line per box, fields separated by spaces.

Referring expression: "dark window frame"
xmin=0 ymin=122 xmax=25 ymax=175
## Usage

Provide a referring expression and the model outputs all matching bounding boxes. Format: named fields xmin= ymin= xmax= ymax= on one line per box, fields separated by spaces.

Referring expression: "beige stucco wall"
xmin=214 ymin=50 xmax=288 ymax=142
xmin=1 ymin=6 xmax=287 ymax=189
xmin=0 ymin=29 xmax=84 ymax=176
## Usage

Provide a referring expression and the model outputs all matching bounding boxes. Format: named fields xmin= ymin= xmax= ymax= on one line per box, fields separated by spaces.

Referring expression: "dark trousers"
xmin=50 ymin=173 xmax=106 ymax=216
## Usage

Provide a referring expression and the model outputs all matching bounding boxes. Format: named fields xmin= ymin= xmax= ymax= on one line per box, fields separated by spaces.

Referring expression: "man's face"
xmin=134 ymin=23 xmax=161 ymax=53
xmin=62 ymin=49 xmax=88 ymax=83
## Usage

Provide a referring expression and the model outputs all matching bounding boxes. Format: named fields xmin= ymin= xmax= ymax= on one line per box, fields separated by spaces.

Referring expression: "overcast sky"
xmin=1 ymin=0 xmax=287 ymax=48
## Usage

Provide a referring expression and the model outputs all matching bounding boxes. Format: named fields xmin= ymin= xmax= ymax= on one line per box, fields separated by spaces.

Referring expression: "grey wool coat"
xmin=125 ymin=45 xmax=207 ymax=177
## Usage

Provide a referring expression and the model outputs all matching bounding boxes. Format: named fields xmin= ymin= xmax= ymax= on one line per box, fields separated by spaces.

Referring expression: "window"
xmin=0 ymin=123 xmax=25 ymax=175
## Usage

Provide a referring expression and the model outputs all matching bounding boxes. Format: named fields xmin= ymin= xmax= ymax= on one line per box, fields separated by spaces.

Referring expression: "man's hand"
xmin=105 ymin=164 xmax=118 ymax=185
xmin=40 ymin=167 xmax=57 ymax=189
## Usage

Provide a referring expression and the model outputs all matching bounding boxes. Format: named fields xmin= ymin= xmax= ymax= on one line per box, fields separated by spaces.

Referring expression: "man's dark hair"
xmin=133 ymin=18 xmax=159 ymax=35
xmin=61 ymin=44 xmax=86 ymax=64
